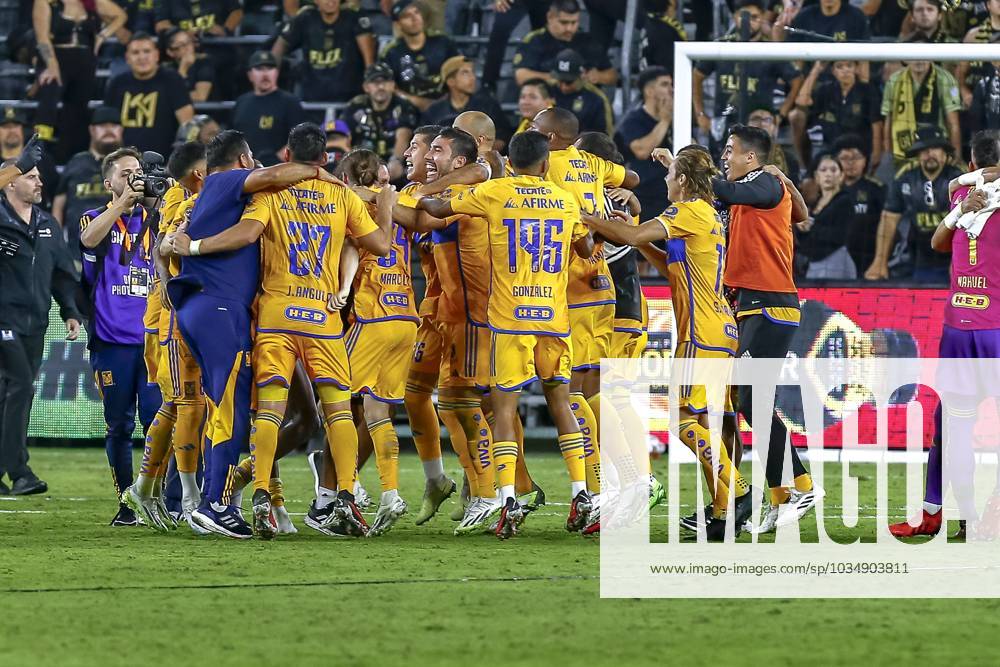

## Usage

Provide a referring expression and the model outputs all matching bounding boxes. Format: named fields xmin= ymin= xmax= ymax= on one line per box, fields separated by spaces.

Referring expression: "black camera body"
xmin=131 ymin=151 xmax=170 ymax=199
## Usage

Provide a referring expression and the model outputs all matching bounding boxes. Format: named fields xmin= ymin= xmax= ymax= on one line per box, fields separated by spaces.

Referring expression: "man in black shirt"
xmin=341 ymin=63 xmax=419 ymax=180
xmin=52 ymin=106 xmax=123 ymax=261
xmin=970 ymin=58 xmax=1000 ymax=132
xmin=104 ymin=33 xmax=194 ymax=158
xmin=273 ymin=0 xmax=376 ymax=103
xmin=865 ymin=125 xmax=960 ymax=284
xmin=910 ymin=0 xmax=956 ymax=43
xmin=550 ymin=49 xmax=612 ymax=135
xmin=379 ymin=0 xmax=458 ymax=113
xmin=614 ymin=67 xmax=673 ymax=216
xmin=153 ymin=0 xmax=243 ymax=35
xmin=0 ymin=107 xmax=59 ymax=211
xmin=783 ymin=0 xmax=872 ymax=41
xmin=421 ymin=56 xmax=513 ymax=148
xmin=232 ymin=51 xmax=307 ymax=167
xmin=640 ymin=0 xmax=687 ymax=73
xmin=512 ymin=0 xmax=616 ymax=87
xmin=833 ymin=134 xmax=886 ymax=273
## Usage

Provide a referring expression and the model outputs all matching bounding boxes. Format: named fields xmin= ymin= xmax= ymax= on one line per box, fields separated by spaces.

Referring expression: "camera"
xmin=129 ymin=151 xmax=170 ymax=199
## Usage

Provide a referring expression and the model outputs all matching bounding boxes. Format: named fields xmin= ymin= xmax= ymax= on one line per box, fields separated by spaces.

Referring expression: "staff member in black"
xmin=232 ymin=51 xmax=307 ymax=166
xmin=0 ymin=137 xmax=82 ymax=496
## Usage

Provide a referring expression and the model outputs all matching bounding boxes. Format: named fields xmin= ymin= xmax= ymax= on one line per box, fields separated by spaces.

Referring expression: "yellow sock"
xmin=453 ymin=403 xmax=494 ymax=498
xmin=586 ymin=393 xmax=602 ymax=434
xmin=138 ymin=407 xmax=176 ymax=496
xmin=369 ymin=418 xmax=400 ymax=493
xmin=172 ymin=401 xmax=204 ymax=473
xmin=679 ymin=418 xmax=744 ymax=516
xmin=492 ymin=440 xmax=518 ymax=490
xmin=404 ymin=387 xmax=442 ymax=462
xmin=324 ymin=409 xmax=359 ymax=492
xmin=570 ymin=393 xmax=601 ymax=493
xmin=250 ymin=408 xmax=282 ymax=494
xmin=557 ymin=433 xmax=586 ymax=485
xmin=771 ymin=486 xmax=791 ymax=505
xmin=269 ymin=477 xmax=285 ymax=508
xmin=794 ymin=473 xmax=813 ymax=493
xmin=512 ymin=412 xmax=534 ymax=494
xmin=440 ymin=406 xmax=479 ymax=492
xmin=232 ymin=456 xmax=253 ymax=491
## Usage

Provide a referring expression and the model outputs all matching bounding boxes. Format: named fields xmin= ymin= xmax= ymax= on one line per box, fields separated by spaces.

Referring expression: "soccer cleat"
xmin=648 ymin=474 xmax=666 ymax=510
xmin=110 ymin=504 xmax=138 ymax=527
xmin=353 ymin=482 xmax=373 ymax=511
xmin=889 ymin=509 xmax=942 ymax=538
xmin=121 ymin=484 xmax=167 ymax=532
xmin=753 ymin=503 xmax=781 ymax=535
xmin=273 ymin=505 xmax=297 ymax=534
xmin=154 ymin=496 xmax=178 ymax=530
xmin=0 ymin=479 xmax=10 ymax=495
xmin=369 ymin=494 xmax=408 ymax=537
xmin=952 ymin=519 xmax=967 ymax=541
xmin=320 ymin=491 xmax=369 ymax=537
xmin=252 ymin=489 xmax=277 ymax=540
xmin=451 ymin=476 xmax=471 ymax=521
xmin=704 ymin=515 xmax=729 ymax=542
xmin=191 ymin=502 xmax=253 ymax=539
xmin=494 ymin=497 xmax=525 ymax=540
xmin=680 ymin=504 xmax=712 ymax=533
xmin=414 ymin=476 xmax=457 ymax=525
xmin=775 ymin=486 xmax=824 ymax=528
xmin=582 ymin=493 xmax=601 ymax=536
xmin=517 ymin=482 xmax=546 ymax=514
xmin=181 ymin=496 xmax=210 ymax=535
xmin=734 ymin=490 xmax=754 ymax=532
xmin=566 ymin=491 xmax=593 ymax=533
xmin=304 ymin=500 xmax=340 ymax=537
xmin=455 ymin=497 xmax=502 ymax=536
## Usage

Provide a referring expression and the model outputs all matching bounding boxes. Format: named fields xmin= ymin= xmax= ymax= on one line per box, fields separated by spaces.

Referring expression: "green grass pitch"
xmin=2 ymin=448 xmax=998 ymax=666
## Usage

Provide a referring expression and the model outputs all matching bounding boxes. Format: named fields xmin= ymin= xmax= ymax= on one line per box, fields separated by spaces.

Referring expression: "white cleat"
xmin=455 ymin=497 xmax=502 ymax=536
xmin=182 ymin=496 xmax=210 ymax=535
xmin=153 ymin=496 xmax=178 ymax=530
xmin=776 ymin=486 xmax=824 ymax=528
xmin=272 ymin=504 xmax=298 ymax=534
xmin=369 ymin=494 xmax=407 ymax=537
xmin=353 ymin=482 xmax=373 ymax=511
xmin=121 ymin=485 xmax=167 ymax=532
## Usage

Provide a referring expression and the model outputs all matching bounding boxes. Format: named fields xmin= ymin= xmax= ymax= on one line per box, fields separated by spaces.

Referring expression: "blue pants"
xmin=174 ymin=292 xmax=253 ymax=506
xmin=90 ymin=340 xmax=161 ymax=497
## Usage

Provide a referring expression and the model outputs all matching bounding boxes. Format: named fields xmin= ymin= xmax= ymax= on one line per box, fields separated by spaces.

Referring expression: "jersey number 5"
xmin=288 ymin=221 xmax=331 ymax=277
xmin=502 ymin=218 xmax=564 ymax=274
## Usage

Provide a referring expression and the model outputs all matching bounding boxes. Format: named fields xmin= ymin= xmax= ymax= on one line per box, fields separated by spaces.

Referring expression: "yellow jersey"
xmin=399 ymin=183 xmax=441 ymax=319
xmin=433 ymin=183 xmax=491 ymax=326
xmin=353 ymin=186 xmax=418 ymax=323
xmin=243 ymin=178 xmax=379 ymax=339
xmin=449 ymin=175 xmax=585 ymax=336
xmin=158 ymin=184 xmax=188 ymax=280
xmin=654 ymin=199 xmax=738 ymax=354
xmin=545 ymin=146 xmax=624 ymax=308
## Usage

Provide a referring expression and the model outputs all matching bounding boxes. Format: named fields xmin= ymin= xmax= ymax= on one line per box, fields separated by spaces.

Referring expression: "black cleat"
xmin=680 ymin=503 xmax=713 ymax=532
xmin=110 ymin=503 xmax=138 ymax=527
xmin=0 ymin=479 xmax=9 ymax=495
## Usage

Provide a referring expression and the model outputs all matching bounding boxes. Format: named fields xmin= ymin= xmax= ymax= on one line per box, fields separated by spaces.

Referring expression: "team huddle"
xmin=108 ymin=103 xmax=825 ymax=541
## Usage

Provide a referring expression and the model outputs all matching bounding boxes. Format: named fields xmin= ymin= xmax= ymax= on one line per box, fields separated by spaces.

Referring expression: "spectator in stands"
xmin=232 ymin=51 xmax=307 ymax=167
xmin=421 ymin=56 xmax=513 ymax=146
xmin=161 ymin=28 xmax=215 ymax=102
xmin=378 ymin=0 xmax=447 ymax=34
xmin=792 ymin=60 xmax=882 ymax=172
xmin=342 ymin=63 xmax=419 ymax=180
xmin=379 ymin=0 xmax=458 ymax=113
xmin=939 ymin=1 xmax=990 ymax=40
xmin=865 ymin=124 xmax=960 ymax=283
xmin=956 ymin=0 xmax=1000 ymax=108
xmin=119 ymin=0 xmax=155 ymax=35
xmin=797 ymin=153 xmax=857 ymax=279
xmin=580 ymin=0 xmax=626 ymax=55
xmin=615 ymin=67 xmax=672 ymax=217
xmin=866 ymin=0 xmax=910 ymax=38
xmin=52 ymin=106 xmax=122 ymax=259
xmin=323 ymin=118 xmax=352 ymax=173
xmin=272 ymin=0 xmax=376 ymax=103
xmin=515 ymin=78 xmax=554 ymax=134
xmin=32 ymin=0 xmax=128 ymax=161
xmin=482 ymin=0 xmax=549 ymax=91
xmin=747 ymin=106 xmax=801 ymax=183
xmin=549 ymin=49 xmax=613 ymax=135
xmin=970 ymin=55 xmax=1000 ymax=131
xmin=777 ymin=0 xmax=872 ymax=43
xmin=833 ymin=133 xmax=886 ymax=273
xmin=104 ymin=32 xmax=195 ymax=158
xmin=640 ymin=0 xmax=687 ymax=73
xmin=880 ymin=46 xmax=962 ymax=166
xmin=0 ymin=107 xmax=59 ymax=210
xmin=153 ymin=0 xmax=242 ymax=35
xmin=906 ymin=0 xmax=954 ymax=42
xmin=174 ymin=114 xmax=222 ymax=147
xmin=693 ymin=0 xmax=802 ymax=152
xmin=512 ymin=0 xmax=616 ymax=87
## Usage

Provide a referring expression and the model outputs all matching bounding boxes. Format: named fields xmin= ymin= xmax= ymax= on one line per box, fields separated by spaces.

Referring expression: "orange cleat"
xmin=889 ymin=509 xmax=942 ymax=537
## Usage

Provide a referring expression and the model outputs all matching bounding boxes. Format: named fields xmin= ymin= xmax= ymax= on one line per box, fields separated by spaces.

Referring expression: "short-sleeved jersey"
xmin=946 ymin=185 xmax=1000 ymax=330
xmin=242 ymin=178 xmax=378 ymax=338
xmin=449 ymin=175 xmax=586 ymax=336
xmin=279 ymin=7 xmax=373 ymax=102
xmin=654 ymin=199 xmax=738 ymax=354
xmin=431 ymin=183 xmax=491 ymax=326
xmin=353 ymin=186 xmax=418 ymax=323
xmin=400 ymin=183 xmax=441 ymax=318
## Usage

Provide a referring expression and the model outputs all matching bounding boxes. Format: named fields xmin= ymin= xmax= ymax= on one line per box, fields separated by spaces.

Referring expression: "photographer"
xmin=79 ymin=147 xmax=163 ymax=526
xmin=0 ymin=137 xmax=82 ymax=496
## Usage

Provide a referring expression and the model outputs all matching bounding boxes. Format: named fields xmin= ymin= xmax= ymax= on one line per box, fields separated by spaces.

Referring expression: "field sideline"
xmin=2 ymin=448 xmax=998 ymax=666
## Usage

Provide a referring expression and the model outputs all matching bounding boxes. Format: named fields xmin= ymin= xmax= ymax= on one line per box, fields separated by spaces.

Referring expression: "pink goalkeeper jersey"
xmin=945 ymin=185 xmax=1000 ymax=330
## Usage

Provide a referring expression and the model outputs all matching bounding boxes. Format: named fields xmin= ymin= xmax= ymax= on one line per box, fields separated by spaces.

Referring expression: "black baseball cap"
xmin=391 ymin=0 xmax=419 ymax=21
xmin=551 ymin=49 xmax=583 ymax=82
xmin=248 ymin=50 xmax=278 ymax=69
xmin=364 ymin=62 xmax=395 ymax=83
xmin=90 ymin=106 xmax=121 ymax=126
xmin=0 ymin=105 xmax=27 ymax=126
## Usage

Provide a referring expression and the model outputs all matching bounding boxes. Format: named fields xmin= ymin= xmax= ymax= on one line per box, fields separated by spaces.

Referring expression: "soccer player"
xmin=165 ymin=128 xmax=347 ymax=539
xmin=337 ymin=148 xmax=420 ymax=536
xmin=417 ymin=130 xmax=595 ymax=539
xmin=580 ymin=145 xmax=753 ymax=539
xmin=891 ymin=130 xmax=1000 ymax=538
xmin=530 ymin=108 xmax=640 ymax=521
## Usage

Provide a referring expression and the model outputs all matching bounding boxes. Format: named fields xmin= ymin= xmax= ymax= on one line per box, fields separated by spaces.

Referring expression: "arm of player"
xmin=864 ymin=211 xmax=900 ymax=280
xmin=152 ymin=231 xmax=174 ymax=309
xmin=607 ymin=187 xmax=641 ymax=217
xmin=763 ymin=165 xmax=808 ymax=224
xmin=328 ymin=240 xmax=359 ymax=311
xmin=243 ymin=163 xmax=345 ymax=194
xmin=711 ymin=172 xmax=784 ymax=209
xmin=416 ymin=162 xmax=489 ymax=196
xmin=580 ymin=210 xmax=665 ymax=246
xmin=636 ymin=242 xmax=668 ymax=278
xmin=173 ymin=218 xmax=264 ymax=256
xmin=354 ymin=186 xmax=395 ymax=257
xmin=415 ymin=195 xmax=456 ymax=220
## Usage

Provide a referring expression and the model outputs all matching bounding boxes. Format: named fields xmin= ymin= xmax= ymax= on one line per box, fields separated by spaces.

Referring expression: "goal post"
xmin=672 ymin=41 xmax=1000 ymax=152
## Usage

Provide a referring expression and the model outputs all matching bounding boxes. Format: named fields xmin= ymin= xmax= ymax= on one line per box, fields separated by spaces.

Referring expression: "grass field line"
xmin=0 ymin=573 xmax=601 ymax=596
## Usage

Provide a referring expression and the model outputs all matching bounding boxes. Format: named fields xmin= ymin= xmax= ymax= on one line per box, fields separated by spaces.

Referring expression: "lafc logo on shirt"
xmin=101 ymin=370 xmax=114 ymax=386
xmin=309 ymin=49 xmax=343 ymax=68
xmin=121 ymin=92 xmax=158 ymax=128
xmin=260 ymin=116 xmax=274 ymax=130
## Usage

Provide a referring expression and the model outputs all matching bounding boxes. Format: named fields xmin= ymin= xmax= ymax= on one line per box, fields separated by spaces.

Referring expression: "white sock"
xmin=923 ymin=501 xmax=942 ymax=514
xmin=353 ymin=480 xmax=364 ymax=495
xmin=135 ymin=473 xmax=155 ymax=498
xmin=316 ymin=486 xmax=337 ymax=509
xmin=571 ymin=480 xmax=587 ymax=498
xmin=500 ymin=484 xmax=515 ymax=503
xmin=422 ymin=457 xmax=445 ymax=481
xmin=179 ymin=472 xmax=200 ymax=508
xmin=380 ymin=489 xmax=399 ymax=505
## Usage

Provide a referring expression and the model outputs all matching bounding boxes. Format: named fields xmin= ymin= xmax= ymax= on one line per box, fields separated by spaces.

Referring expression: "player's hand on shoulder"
xmin=351 ymin=185 xmax=376 ymax=203
xmin=961 ymin=188 xmax=988 ymax=214
xmin=762 ymin=164 xmax=789 ymax=182
xmin=171 ymin=232 xmax=193 ymax=256
xmin=609 ymin=209 xmax=632 ymax=225
xmin=315 ymin=169 xmax=346 ymax=187
xmin=376 ymin=184 xmax=399 ymax=208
